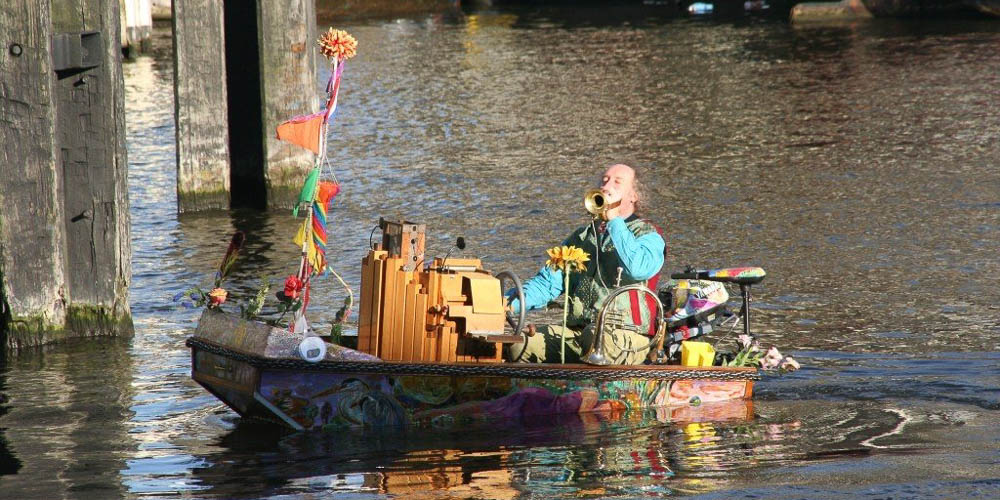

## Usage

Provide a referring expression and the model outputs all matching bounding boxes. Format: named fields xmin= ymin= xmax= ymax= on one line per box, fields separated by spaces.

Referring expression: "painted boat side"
xmin=188 ymin=340 xmax=753 ymax=431
xmin=187 ymin=311 xmax=756 ymax=431
xmin=254 ymin=369 xmax=752 ymax=431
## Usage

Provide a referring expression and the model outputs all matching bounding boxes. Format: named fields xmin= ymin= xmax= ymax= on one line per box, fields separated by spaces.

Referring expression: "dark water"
xmin=3 ymin=6 xmax=1000 ymax=498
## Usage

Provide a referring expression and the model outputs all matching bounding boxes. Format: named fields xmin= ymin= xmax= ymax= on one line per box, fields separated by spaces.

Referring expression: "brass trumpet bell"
xmin=584 ymin=188 xmax=618 ymax=219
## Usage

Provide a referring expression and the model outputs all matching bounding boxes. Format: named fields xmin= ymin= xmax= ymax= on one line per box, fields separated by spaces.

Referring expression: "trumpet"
xmin=583 ymin=188 xmax=621 ymax=219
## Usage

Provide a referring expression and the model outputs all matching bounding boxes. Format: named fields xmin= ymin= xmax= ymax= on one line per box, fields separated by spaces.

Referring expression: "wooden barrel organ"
xmin=357 ymin=219 xmax=519 ymax=363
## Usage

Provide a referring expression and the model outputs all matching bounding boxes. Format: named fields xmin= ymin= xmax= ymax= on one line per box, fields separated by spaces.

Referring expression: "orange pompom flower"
xmin=318 ymin=28 xmax=357 ymax=61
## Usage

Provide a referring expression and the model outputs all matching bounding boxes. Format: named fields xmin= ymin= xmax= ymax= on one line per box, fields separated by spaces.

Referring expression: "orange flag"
xmin=276 ymin=111 xmax=324 ymax=154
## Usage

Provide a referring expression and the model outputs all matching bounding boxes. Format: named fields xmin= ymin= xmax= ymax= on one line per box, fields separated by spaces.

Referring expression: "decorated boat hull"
xmin=188 ymin=310 xmax=758 ymax=431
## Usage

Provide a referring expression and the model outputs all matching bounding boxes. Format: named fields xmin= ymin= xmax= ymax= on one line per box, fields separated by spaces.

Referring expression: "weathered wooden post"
xmin=172 ymin=0 xmax=317 ymax=211
xmin=121 ymin=0 xmax=154 ymax=57
xmin=171 ymin=0 xmax=231 ymax=211
xmin=258 ymin=0 xmax=319 ymax=208
xmin=0 ymin=0 xmax=133 ymax=349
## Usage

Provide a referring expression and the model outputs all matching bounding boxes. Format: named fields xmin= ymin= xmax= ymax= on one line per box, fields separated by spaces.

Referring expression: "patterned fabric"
xmin=293 ymin=181 xmax=340 ymax=275
xmin=706 ymin=267 xmax=766 ymax=284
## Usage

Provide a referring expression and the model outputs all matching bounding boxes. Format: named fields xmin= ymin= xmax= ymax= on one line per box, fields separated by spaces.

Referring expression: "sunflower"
xmin=318 ymin=28 xmax=357 ymax=61
xmin=545 ymin=244 xmax=590 ymax=363
xmin=546 ymin=245 xmax=589 ymax=272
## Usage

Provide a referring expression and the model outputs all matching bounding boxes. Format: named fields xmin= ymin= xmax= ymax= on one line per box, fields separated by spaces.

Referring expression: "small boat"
xmin=186 ymin=255 xmax=767 ymax=431
xmin=184 ymin=27 xmax=767 ymax=432
xmin=187 ymin=307 xmax=759 ymax=432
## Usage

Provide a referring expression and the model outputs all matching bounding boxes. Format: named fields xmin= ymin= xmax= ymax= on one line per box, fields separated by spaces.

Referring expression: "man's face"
xmin=600 ymin=164 xmax=636 ymax=205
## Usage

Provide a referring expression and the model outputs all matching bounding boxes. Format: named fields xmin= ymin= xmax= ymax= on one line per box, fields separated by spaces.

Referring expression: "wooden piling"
xmin=172 ymin=0 xmax=316 ymax=211
xmin=257 ymin=0 xmax=317 ymax=209
xmin=121 ymin=0 xmax=154 ymax=57
xmin=0 ymin=0 xmax=133 ymax=350
xmin=171 ymin=0 xmax=231 ymax=211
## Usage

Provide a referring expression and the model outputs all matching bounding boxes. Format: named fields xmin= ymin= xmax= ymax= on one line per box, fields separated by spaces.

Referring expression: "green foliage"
xmin=334 ymin=295 xmax=352 ymax=323
xmin=269 ymin=293 xmax=303 ymax=327
xmin=330 ymin=322 xmax=343 ymax=346
xmin=240 ymin=277 xmax=270 ymax=321
xmin=725 ymin=347 xmax=762 ymax=368
xmin=179 ymin=287 xmax=209 ymax=308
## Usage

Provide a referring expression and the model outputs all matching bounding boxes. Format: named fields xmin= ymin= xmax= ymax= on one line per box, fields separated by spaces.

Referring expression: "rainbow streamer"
xmin=293 ymin=181 xmax=340 ymax=275
xmin=324 ymin=62 xmax=344 ymax=124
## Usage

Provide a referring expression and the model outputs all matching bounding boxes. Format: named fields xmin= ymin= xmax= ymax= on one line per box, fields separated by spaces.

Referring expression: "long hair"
xmin=631 ymin=166 xmax=647 ymax=216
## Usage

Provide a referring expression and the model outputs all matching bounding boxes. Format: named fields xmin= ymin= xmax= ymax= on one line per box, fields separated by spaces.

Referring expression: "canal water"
xmin=3 ymin=5 xmax=999 ymax=498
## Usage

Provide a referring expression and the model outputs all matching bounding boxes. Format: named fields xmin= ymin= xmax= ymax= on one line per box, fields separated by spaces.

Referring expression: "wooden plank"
xmin=357 ymin=253 xmax=374 ymax=353
xmin=392 ymin=263 xmax=409 ymax=361
xmin=412 ymin=290 xmax=428 ymax=362
xmin=380 ymin=258 xmax=401 ymax=360
xmin=438 ymin=326 xmax=450 ymax=363
xmin=423 ymin=322 xmax=437 ymax=363
xmin=393 ymin=270 xmax=413 ymax=359
xmin=424 ymin=325 xmax=438 ymax=362
xmin=360 ymin=252 xmax=377 ymax=355
xmin=434 ymin=257 xmax=481 ymax=269
xmin=439 ymin=274 xmax=463 ymax=302
xmin=400 ymin=282 xmax=418 ymax=361
xmin=389 ymin=269 xmax=411 ymax=360
xmin=378 ymin=258 xmax=395 ymax=359
xmin=421 ymin=270 xmax=440 ymax=361
xmin=369 ymin=253 xmax=387 ymax=357
xmin=443 ymin=322 xmax=457 ymax=363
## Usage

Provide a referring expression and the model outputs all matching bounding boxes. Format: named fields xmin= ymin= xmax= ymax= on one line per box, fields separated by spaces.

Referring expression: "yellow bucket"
xmin=681 ymin=341 xmax=716 ymax=367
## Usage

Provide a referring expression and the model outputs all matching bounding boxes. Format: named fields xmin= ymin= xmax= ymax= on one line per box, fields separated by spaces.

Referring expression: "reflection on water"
xmin=188 ymin=401 xmax=758 ymax=498
xmin=180 ymin=398 xmax=990 ymax=498
xmin=0 ymin=339 xmax=135 ymax=497
xmin=1 ymin=6 xmax=999 ymax=499
xmin=0 ymin=368 xmax=22 ymax=478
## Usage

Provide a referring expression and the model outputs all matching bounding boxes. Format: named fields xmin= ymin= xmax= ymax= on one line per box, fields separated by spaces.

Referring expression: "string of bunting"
xmin=275 ymin=28 xmax=358 ymax=327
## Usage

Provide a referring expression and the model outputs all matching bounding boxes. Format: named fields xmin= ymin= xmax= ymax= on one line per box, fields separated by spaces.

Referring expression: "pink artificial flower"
xmin=780 ymin=356 xmax=801 ymax=372
xmin=737 ymin=334 xmax=759 ymax=352
xmin=761 ymin=346 xmax=783 ymax=370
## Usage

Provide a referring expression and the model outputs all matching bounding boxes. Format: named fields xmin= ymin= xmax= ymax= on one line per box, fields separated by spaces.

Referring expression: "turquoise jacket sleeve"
xmin=606 ymin=217 xmax=665 ymax=281
xmin=508 ymin=264 xmax=563 ymax=314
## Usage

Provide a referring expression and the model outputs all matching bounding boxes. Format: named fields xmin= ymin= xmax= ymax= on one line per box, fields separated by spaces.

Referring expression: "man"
xmin=508 ymin=164 xmax=666 ymax=364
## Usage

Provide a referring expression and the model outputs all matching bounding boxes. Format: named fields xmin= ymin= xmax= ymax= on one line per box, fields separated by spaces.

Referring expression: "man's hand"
xmin=603 ymin=194 xmax=623 ymax=221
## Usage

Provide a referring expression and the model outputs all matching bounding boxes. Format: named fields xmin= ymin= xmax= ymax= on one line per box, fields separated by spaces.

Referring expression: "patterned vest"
xmin=563 ymin=216 xmax=665 ymax=332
